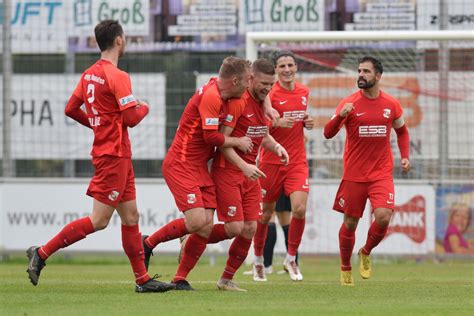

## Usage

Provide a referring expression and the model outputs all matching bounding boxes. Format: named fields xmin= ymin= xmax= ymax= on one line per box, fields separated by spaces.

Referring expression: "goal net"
xmin=246 ymin=31 xmax=474 ymax=256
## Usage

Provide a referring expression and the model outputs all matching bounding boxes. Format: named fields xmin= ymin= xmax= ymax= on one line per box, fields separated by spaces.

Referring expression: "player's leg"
xmin=263 ymin=214 xmax=277 ymax=273
xmin=252 ymin=201 xmax=275 ymax=281
xmin=333 ymin=180 xmax=368 ymax=286
xmin=359 ymin=179 xmax=395 ymax=279
xmin=217 ymin=220 xmax=255 ymax=291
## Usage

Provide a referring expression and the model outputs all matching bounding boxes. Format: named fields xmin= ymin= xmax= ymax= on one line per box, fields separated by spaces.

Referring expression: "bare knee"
xmin=241 ymin=221 xmax=257 ymax=239
xmin=343 ymin=215 xmax=359 ymax=231
xmin=260 ymin=209 xmax=273 ymax=224
xmin=90 ymin=215 xmax=111 ymax=231
xmin=374 ymin=209 xmax=392 ymax=227
xmin=292 ymin=203 xmax=306 ymax=219
xmin=225 ymin=222 xmax=243 ymax=238
xmin=121 ymin=211 xmax=140 ymax=226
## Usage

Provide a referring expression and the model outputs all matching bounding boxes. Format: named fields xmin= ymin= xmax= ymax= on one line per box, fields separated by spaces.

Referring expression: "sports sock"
xmin=173 ymin=233 xmax=208 ymax=282
xmin=122 ymin=224 xmax=150 ymax=285
xmin=339 ymin=223 xmax=356 ymax=271
xmin=39 ymin=217 xmax=94 ymax=260
xmin=362 ymin=221 xmax=389 ymax=255
xmin=145 ymin=218 xmax=188 ymax=249
xmin=221 ymin=235 xmax=252 ymax=280
xmin=207 ymin=224 xmax=230 ymax=244
xmin=253 ymin=221 xmax=268 ymax=257
xmin=263 ymin=222 xmax=277 ymax=267
xmin=287 ymin=217 xmax=305 ymax=257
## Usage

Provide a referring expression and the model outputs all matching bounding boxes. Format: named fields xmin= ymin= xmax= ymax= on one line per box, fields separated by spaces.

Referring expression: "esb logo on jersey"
xmin=359 ymin=125 xmax=387 ymax=137
xmin=386 ymin=195 xmax=426 ymax=243
xmin=246 ymin=126 xmax=268 ymax=138
xmin=283 ymin=110 xmax=305 ymax=121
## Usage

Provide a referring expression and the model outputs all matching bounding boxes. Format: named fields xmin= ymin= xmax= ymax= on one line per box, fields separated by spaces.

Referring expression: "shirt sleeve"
xmin=223 ymin=99 xmax=245 ymax=128
xmin=393 ymin=99 xmax=403 ymax=120
xmin=72 ymin=77 xmax=84 ymax=100
xmin=199 ymin=90 xmax=223 ymax=130
xmin=108 ymin=70 xmax=138 ymax=111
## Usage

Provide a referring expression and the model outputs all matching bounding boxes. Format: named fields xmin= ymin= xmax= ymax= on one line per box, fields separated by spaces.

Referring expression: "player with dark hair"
xmin=26 ymin=20 xmax=175 ymax=293
xmin=324 ymin=56 xmax=411 ymax=286
xmin=251 ymin=50 xmax=314 ymax=282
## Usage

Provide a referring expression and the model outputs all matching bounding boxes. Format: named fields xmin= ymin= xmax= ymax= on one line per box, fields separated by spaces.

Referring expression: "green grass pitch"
xmin=1 ymin=254 xmax=473 ymax=315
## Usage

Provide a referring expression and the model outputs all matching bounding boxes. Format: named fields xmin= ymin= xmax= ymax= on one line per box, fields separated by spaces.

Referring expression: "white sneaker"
xmin=284 ymin=259 xmax=303 ymax=281
xmin=252 ymin=263 xmax=267 ymax=282
xmin=264 ymin=265 xmax=273 ymax=274
xmin=216 ymin=279 xmax=247 ymax=292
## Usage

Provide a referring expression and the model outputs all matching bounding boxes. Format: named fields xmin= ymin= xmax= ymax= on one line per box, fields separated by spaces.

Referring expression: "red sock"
xmin=122 ymin=224 xmax=150 ymax=285
xmin=207 ymin=224 xmax=229 ymax=244
xmin=39 ymin=217 xmax=94 ymax=260
xmin=173 ymin=233 xmax=208 ymax=282
xmin=221 ymin=235 xmax=252 ymax=280
xmin=362 ymin=221 xmax=389 ymax=255
xmin=145 ymin=218 xmax=188 ymax=249
xmin=339 ymin=224 xmax=356 ymax=271
xmin=287 ymin=217 xmax=305 ymax=256
xmin=253 ymin=221 xmax=268 ymax=257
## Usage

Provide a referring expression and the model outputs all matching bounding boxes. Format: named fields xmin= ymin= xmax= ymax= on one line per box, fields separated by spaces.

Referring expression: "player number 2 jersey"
xmin=335 ymin=90 xmax=403 ymax=182
xmin=72 ymin=59 xmax=138 ymax=158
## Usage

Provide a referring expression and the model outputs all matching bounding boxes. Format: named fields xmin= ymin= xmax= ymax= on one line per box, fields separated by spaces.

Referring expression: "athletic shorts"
xmin=275 ymin=194 xmax=291 ymax=212
xmin=162 ymin=155 xmax=216 ymax=212
xmin=87 ymin=155 xmax=136 ymax=208
xmin=211 ymin=166 xmax=262 ymax=222
xmin=332 ymin=179 xmax=395 ymax=218
xmin=259 ymin=162 xmax=309 ymax=203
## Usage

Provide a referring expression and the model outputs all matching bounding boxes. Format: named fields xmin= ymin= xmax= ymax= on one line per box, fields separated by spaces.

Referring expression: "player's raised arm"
xmin=323 ymin=102 xmax=353 ymax=139
xmin=219 ymin=125 xmax=266 ymax=180
xmin=393 ymin=116 xmax=411 ymax=172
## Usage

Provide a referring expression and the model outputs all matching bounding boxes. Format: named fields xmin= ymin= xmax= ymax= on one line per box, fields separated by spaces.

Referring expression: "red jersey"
xmin=260 ymin=81 xmax=309 ymax=165
xmin=335 ymin=90 xmax=403 ymax=182
xmin=213 ymin=90 xmax=271 ymax=170
xmin=72 ymin=59 xmax=138 ymax=157
xmin=167 ymin=78 xmax=229 ymax=165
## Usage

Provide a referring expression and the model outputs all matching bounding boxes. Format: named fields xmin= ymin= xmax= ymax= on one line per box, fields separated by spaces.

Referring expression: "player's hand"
xmin=237 ymin=136 xmax=253 ymax=153
xmin=401 ymin=158 xmax=411 ymax=173
xmin=275 ymin=144 xmax=289 ymax=165
xmin=278 ymin=117 xmax=295 ymax=128
xmin=264 ymin=107 xmax=280 ymax=121
xmin=242 ymin=163 xmax=266 ymax=181
xmin=303 ymin=114 xmax=314 ymax=130
xmin=339 ymin=103 xmax=354 ymax=118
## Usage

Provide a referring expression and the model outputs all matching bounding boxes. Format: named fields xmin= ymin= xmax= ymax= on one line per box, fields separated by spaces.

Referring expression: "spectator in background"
xmin=444 ymin=203 xmax=474 ymax=254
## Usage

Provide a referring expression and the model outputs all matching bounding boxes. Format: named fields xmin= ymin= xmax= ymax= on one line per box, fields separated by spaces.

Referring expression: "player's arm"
xmin=261 ymin=132 xmax=289 ymax=165
xmin=263 ymin=94 xmax=280 ymax=127
xmin=64 ymin=80 xmax=91 ymax=129
xmin=393 ymin=116 xmax=411 ymax=172
xmin=122 ymin=100 xmax=149 ymax=128
xmin=323 ymin=102 xmax=353 ymax=139
xmin=203 ymin=130 xmax=253 ymax=153
xmin=219 ymin=125 xmax=266 ymax=180
xmin=302 ymin=92 xmax=314 ymax=130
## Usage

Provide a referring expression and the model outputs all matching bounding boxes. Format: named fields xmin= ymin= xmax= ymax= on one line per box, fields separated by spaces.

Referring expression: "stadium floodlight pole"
xmin=2 ymin=0 xmax=13 ymax=178
xmin=438 ymin=0 xmax=449 ymax=181
xmin=245 ymin=30 xmax=474 ymax=61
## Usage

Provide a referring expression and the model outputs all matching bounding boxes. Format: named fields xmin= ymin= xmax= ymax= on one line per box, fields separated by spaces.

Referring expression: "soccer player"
xmin=323 ymin=56 xmax=411 ymax=286
xmin=251 ymin=50 xmax=314 ymax=282
xmin=141 ymin=57 xmax=256 ymax=289
xmin=171 ymin=58 xmax=289 ymax=291
xmin=26 ymin=20 xmax=175 ymax=293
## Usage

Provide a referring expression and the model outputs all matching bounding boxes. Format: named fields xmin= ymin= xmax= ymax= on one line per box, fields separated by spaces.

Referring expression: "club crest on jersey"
xmin=227 ymin=206 xmax=237 ymax=217
xmin=383 ymin=108 xmax=391 ymax=118
xmin=205 ymin=118 xmax=219 ymax=126
xmin=225 ymin=114 xmax=234 ymax=123
xmin=187 ymin=194 xmax=196 ymax=204
xmin=339 ymin=197 xmax=345 ymax=208
xmin=301 ymin=96 xmax=307 ymax=106
xmin=261 ymin=189 xmax=267 ymax=197
xmin=108 ymin=190 xmax=120 ymax=201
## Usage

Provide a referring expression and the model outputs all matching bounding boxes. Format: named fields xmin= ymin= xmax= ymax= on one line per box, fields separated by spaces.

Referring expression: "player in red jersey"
xmin=170 ymin=58 xmax=289 ymax=291
xmin=141 ymin=57 xmax=257 ymax=289
xmin=26 ymin=20 xmax=174 ymax=293
xmin=251 ymin=51 xmax=314 ymax=282
xmin=324 ymin=56 xmax=411 ymax=286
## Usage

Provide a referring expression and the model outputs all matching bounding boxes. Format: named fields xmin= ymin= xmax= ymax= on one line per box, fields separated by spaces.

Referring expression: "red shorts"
xmin=333 ymin=179 xmax=395 ymax=218
xmin=259 ymin=162 xmax=309 ymax=203
xmin=162 ymin=155 xmax=216 ymax=212
xmin=87 ymin=156 xmax=136 ymax=208
xmin=211 ymin=167 xmax=262 ymax=222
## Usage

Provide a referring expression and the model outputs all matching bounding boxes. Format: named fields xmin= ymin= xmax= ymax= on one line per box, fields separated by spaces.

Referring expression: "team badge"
xmin=187 ymin=193 xmax=196 ymax=204
xmin=383 ymin=108 xmax=391 ymax=118
xmin=108 ymin=190 xmax=120 ymax=201
xmin=227 ymin=206 xmax=237 ymax=217
xmin=338 ymin=197 xmax=345 ymax=208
